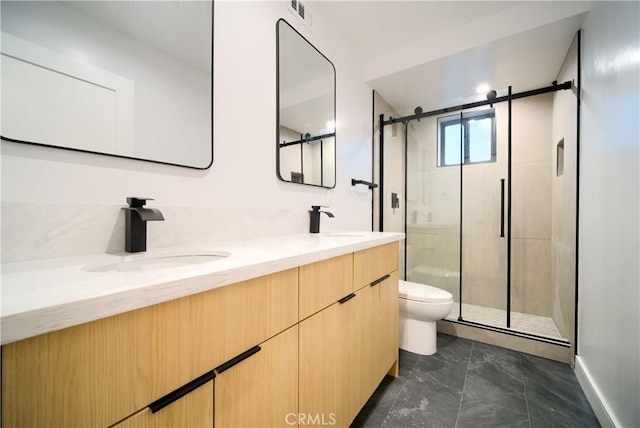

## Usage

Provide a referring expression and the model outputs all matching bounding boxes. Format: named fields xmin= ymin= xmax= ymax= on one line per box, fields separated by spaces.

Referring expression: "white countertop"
xmin=1 ymin=232 xmax=404 ymax=345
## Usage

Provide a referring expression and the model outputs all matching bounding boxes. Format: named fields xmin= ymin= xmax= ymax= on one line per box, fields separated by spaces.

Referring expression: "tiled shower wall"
xmin=510 ymin=94 xmax=554 ymax=317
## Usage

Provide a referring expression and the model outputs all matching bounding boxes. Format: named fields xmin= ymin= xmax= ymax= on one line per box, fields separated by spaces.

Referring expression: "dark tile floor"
xmin=352 ymin=334 xmax=600 ymax=428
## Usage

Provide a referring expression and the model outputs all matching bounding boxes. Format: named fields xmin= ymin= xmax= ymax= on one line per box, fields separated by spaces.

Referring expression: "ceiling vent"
xmin=288 ymin=0 xmax=313 ymax=30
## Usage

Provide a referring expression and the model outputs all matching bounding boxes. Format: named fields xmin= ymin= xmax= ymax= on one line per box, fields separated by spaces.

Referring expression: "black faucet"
xmin=309 ymin=205 xmax=334 ymax=233
xmin=123 ymin=197 xmax=165 ymax=253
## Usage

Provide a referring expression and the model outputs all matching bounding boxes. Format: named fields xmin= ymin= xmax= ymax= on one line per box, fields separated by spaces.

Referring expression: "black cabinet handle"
xmin=148 ymin=369 xmax=215 ymax=414
xmin=215 ymin=345 xmax=261 ymax=374
xmin=370 ymin=274 xmax=391 ymax=287
xmin=338 ymin=293 xmax=356 ymax=304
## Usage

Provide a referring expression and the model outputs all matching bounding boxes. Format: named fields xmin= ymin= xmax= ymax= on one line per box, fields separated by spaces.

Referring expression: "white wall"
xmin=578 ymin=2 xmax=640 ymax=427
xmin=0 ymin=1 xmax=374 ymax=260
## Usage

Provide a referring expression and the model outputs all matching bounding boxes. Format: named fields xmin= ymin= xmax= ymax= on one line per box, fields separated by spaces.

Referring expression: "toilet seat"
xmin=399 ymin=280 xmax=453 ymax=303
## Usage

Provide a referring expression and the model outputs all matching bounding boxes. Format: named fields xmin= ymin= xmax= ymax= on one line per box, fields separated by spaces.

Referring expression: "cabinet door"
xmin=353 ymin=242 xmax=398 ymax=290
xmin=215 ymin=325 xmax=298 ymax=428
xmin=113 ymin=380 xmax=214 ymax=428
xmin=378 ymin=270 xmax=399 ymax=377
xmin=352 ymin=284 xmax=379 ymax=413
xmin=299 ymin=296 xmax=355 ymax=427
xmin=299 ymin=254 xmax=353 ymax=320
xmin=353 ymin=270 xmax=400 ymax=410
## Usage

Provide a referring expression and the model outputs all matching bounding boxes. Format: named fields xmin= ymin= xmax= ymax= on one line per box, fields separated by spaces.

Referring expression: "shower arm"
xmin=351 ymin=179 xmax=378 ymax=189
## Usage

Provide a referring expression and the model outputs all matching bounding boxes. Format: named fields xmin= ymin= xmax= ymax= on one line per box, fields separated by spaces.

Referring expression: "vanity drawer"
xmin=211 ymin=268 xmax=298 ymax=365
xmin=299 ymin=253 xmax=353 ymax=320
xmin=353 ymin=242 xmax=399 ymax=289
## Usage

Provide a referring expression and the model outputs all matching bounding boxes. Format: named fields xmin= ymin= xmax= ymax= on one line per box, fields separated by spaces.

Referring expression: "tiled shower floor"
xmin=446 ymin=302 xmax=564 ymax=340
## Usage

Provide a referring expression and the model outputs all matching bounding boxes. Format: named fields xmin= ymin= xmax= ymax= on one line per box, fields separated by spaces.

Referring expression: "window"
xmin=437 ymin=110 xmax=496 ymax=166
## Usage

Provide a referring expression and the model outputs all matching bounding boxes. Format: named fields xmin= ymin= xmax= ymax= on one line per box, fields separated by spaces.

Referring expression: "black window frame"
xmin=437 ymin=109 xmax=497 ymax=167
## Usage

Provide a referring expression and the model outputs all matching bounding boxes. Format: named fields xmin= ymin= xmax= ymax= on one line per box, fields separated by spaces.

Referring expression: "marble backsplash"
xmin=1 ymin=202 xmax=310 ymax=263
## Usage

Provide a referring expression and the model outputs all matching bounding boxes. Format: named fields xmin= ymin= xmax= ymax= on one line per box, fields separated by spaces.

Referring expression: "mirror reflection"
xmin=277 ymin=19 xmax=336 ymax=188
xmin=0 ymin=1 xmax=213 ymax=169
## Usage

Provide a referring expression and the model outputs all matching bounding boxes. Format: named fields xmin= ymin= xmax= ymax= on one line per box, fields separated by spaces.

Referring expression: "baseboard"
xmin=574 ymin=356 xmax=618 ymax=428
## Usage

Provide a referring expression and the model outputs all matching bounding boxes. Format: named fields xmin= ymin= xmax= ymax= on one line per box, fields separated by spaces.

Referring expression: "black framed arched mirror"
xmin=276 ymin=19 xmax=336 ymax=188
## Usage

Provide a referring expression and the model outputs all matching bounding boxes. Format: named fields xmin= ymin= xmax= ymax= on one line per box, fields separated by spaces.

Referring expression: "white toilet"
xmin=399 ymin=280 xmax=454 ymax=356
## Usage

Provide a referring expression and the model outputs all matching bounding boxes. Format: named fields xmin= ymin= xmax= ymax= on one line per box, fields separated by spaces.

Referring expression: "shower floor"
xmin=446 ymin=302 xmax=564 ymax=340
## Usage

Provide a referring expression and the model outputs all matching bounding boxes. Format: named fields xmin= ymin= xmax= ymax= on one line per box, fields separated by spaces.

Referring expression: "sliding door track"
xmin=443 ymin=318 xmax=571 ymax=347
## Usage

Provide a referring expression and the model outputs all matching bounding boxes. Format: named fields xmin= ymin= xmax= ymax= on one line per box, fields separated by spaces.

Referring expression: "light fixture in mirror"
xmin=277 ymin=19 xmax=336 ymax=188
xmin=0 ymin=1 xmax=213 ymax=169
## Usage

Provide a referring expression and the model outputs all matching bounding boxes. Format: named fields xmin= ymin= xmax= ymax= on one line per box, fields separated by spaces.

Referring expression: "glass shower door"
xmin=392 ymin=102 xmax=512 ymax=329
xmin=458 ymin=106 xmax=509 ymax=328
xmin=403 ymin=116 xmax=461 ymax=307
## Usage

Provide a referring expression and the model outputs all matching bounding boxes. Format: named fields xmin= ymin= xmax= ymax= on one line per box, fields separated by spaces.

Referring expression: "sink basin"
xmin=322 ymin=234 xmax=363 ymax=238
xmin=85 ymin=251 xmax=230 ymax=273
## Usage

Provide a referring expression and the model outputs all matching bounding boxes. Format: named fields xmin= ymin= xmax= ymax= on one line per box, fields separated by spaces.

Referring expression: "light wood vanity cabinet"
xmin=299 ymin=241 xmax=399 ymax=426
xmin=2 ymin=241 xmax=398 ymax=428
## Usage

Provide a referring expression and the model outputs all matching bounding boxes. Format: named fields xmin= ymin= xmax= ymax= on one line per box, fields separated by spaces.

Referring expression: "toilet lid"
xmin=399 ymin=280 xmax=453 ymax=303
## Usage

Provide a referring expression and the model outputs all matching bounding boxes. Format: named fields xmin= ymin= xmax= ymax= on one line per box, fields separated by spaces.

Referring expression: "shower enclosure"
xmin=375 ymin=38 xmax=579 ymax=347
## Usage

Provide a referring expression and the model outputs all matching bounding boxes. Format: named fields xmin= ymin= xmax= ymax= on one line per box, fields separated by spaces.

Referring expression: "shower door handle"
xmin=500 ymin=179 xmax=505 ymax=238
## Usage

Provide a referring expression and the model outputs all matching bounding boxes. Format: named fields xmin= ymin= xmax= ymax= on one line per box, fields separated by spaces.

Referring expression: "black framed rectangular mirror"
xmin=276 ymin=19 xmax=336 ymax=188
xmin=0 ymin=1 xmax=213 ymax=169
